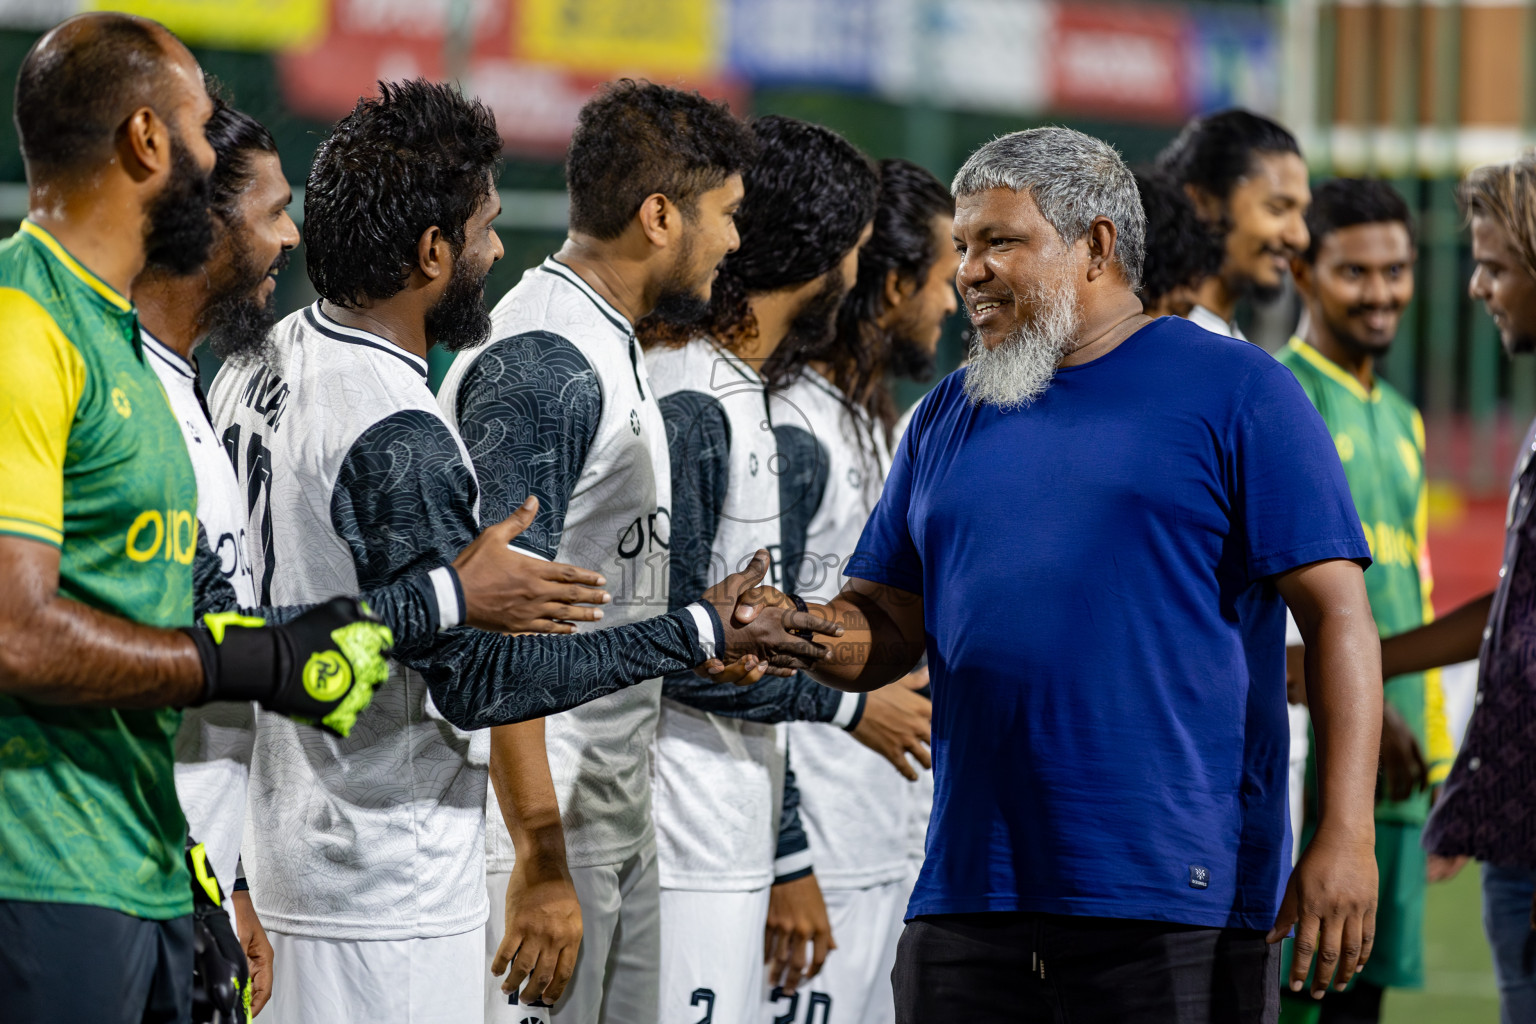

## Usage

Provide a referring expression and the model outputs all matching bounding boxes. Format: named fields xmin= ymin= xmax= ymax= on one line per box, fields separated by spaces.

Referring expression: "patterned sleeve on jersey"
xmin=658 ymin=389 xmax=731 ymax=608
xmin=418 ymin=610 xmax=707 ymax=730
xmin=773 ymin=423 xmax=830 ymax=597
xmin=773 ymin=738 xmax=813 ymax=884
xmin=454 ymin=331 xmax=602 ymax=557
xmin=329 ymin=405 xmax=714 ymax=729
xmin=192 ymin=514 xmax=446 ymax=639
xmin=658 ymin=390 xmax=851 ymax=723
xmin=331 ymin=409 xmax=480 ymax=661
xmin=662 ymin=671 xmax=848 ymax=723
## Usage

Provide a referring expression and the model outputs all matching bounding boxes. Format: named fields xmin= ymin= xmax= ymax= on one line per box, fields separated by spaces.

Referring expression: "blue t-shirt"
xmin=847 ymin=316 xmax=1369 ymax=931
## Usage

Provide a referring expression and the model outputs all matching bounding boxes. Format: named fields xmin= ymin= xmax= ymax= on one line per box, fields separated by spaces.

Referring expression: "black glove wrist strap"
xmin=182 ymin=623 xmax=283 ymax=706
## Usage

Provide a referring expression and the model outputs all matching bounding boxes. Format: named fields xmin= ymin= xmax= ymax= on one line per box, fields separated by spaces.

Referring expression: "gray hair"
xmin=951 ymin=127 xmax=1146 ymax=290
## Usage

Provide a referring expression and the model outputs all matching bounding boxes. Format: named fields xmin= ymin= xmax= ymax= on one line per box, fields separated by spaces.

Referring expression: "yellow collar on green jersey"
xmin=19 ymin=220 xmax=133 ymax=314
xmin=1285 ymin=337 xmax=1381 ymax=404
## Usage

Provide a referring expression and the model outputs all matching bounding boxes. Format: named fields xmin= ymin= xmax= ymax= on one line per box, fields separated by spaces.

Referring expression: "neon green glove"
xmin=184 ymin=597 xmax=393 ymax=737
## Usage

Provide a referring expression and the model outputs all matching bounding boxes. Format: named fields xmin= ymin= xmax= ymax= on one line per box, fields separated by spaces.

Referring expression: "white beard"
xmin=963 ymin=277 xmax=1082 ymax=411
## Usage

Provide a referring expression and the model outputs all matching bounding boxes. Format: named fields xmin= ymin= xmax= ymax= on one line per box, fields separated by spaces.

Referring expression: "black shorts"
xmin=894 ymin=911 xmax=1280 ymax=1024
xmin=0 ymin=899 xmax=193 ymax=1024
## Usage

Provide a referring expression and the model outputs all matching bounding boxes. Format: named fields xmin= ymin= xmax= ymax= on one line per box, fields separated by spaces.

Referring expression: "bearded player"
xmin=135 ymin=94 xmax=616 ymax=1017
xmin=639 ymin=115 xmax=884 ymax=1023
xmin=0 ymin=17 xmax=390 ymax=1023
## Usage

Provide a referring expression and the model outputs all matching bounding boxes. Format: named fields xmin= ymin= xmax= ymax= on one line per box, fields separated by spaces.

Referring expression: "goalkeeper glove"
xmin=183 ymin=597 xmax=393 ymax=737
xmin=185 ymin=838 xmax=250 ymax=1024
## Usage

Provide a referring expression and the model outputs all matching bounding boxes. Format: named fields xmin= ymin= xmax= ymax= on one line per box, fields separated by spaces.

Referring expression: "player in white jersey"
xmin=766 ymin=159 xmax=958 ymax=1024
xmin=136 ymin=97 xmax=627 ymax=1018
xmin=639 ymin=115 xmax=882 ymax=1024
xmin=438 ymin=83 xmax=760 ymax=1023
xmin=209 ymin=82 xmax=836 ymax=1024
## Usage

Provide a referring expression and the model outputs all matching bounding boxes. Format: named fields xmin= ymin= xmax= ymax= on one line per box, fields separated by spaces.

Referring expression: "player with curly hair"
xmin=638 ymin=114 xmax=886 ymax=1024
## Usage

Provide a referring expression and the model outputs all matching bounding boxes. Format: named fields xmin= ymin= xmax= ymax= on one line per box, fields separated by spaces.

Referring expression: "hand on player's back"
xmin=695 ymin=550 xmax=844 ymax=685
xmin=454 ymin=496 xmax=611 ymax=634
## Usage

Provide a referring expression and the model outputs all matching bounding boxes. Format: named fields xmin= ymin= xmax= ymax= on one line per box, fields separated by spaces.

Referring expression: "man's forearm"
xmin=1305 ymin=607 xmax=1383 ymax=841
xmin=0 ymin=595 xmax=203 ymax=706
xmin=803 ymin=592 xmax=923 ymax=693
xmin=1381 ymin=591 xmax=1494 ymax=678
xmin=489 ymin=719 xmax=566 ymax=859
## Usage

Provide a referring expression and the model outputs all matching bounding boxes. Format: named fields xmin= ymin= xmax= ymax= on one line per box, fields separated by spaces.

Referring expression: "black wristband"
xmin=182 ymin=622 xmax=283 ymax=706
xmin=787 ymin=593 xmax=815 ymax=645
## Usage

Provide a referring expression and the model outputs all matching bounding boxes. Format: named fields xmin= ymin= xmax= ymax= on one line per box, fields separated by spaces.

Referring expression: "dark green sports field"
xmin=1382 ymin=862 xmax=1499 ymax=1022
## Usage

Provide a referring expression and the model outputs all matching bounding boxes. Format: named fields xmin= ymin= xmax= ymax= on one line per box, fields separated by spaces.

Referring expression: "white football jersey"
xmin=770 ymin=369 xmax=910 ymax=889
xmin=209 ymin=303 xmax=490 ymax=940
xmin=439 ymin=257 xmax=672 ymax=870
xmin=147 ymin=331 xmax=258 ymax=899
xmin=647 ymin=337 xmax=784 ymax=891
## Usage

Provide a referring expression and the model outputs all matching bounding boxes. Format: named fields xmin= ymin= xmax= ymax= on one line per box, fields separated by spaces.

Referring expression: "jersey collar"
xmin=1286 ymin=337 xmax=1380 ymax=404
xmin=305 ymin=302 xmax=429 ymax=380
xmin=539 ymin=256 xmax=633 ymax=334
xmin=1187 ymin=304 xmax=1247 ymax=344
xmin=20 ymin=220 xmax=133 ymax=315
xmin=140 ymin=328 xmax=196 ymax=381
xmin=704 ymin=336 xmax=764 ymax=385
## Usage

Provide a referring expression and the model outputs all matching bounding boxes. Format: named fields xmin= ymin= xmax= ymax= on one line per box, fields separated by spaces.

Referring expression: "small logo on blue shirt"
xmin=1189 ymin=865 xmax=1210 ymax=890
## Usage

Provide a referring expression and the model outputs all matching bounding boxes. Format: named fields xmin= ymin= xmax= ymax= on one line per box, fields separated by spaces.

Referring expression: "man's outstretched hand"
xmin=1267 ymin=828 xmax=1378 ymax=999
xmin=694 ymin=550 xmax=843 ymax=684
xmin=454 ymin=497 xmax=611 ymax=634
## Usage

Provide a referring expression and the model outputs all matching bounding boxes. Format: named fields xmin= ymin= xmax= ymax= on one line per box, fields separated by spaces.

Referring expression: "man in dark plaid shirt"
xmin=1381 ymin=151 xmax=1536 ymax=1024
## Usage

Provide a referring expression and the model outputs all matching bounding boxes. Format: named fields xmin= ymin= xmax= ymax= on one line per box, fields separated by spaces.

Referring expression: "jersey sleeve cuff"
xmin=773 ymin=850 xmax=814 ymax=884
xmin=833 ymin=691 xmax=866 ymax=730
xmin=0 ymin=515 xmax=63 ymax=547
xmin=509 ymin=543 xmax=551 ymax=562
xmin=427 ymin=565 xmax=465 ymax=631
xmin=682 ymin=601 xmax=724 ymax=662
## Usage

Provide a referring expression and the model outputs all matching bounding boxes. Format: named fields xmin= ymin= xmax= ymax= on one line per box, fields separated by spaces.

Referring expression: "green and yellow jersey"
xmin=1278 ymin=337 xmax=1452 ymax=824
xmin=0 ymin=221 xmax=198 ymax=918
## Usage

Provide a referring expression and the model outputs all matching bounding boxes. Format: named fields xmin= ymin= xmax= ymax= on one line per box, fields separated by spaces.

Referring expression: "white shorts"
xmin=762 ymin=880 xmax=905 ymax=1024
xmin=486 ymin=843 xmax=660 ymax=1024
xmin=658 ymin=887 xmax=770 ymax=1024
xmin=263 ymin=926 xmax=483 ymax=1024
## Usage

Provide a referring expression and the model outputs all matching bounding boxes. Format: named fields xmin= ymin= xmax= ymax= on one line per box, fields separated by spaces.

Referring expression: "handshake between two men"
xmin=206 ymin=504 xmax=929 ymax=784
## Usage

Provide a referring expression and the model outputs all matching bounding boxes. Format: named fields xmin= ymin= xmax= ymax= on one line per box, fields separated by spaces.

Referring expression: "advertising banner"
xmin=517 ymin=0 xmax=718 ymax=78
xmin=726 ymin=0 xmax=883 ymax=89
xmin=1048 ymin=3 xmax=1187 ymax=122
xmin=86 ymin=0 xmax=328 ymax=50
xmin=279 ymin=0 xmax=740 ymax=155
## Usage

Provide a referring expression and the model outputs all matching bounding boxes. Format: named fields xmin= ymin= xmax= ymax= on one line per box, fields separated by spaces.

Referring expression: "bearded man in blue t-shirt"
xmin=759 ymin=127 xmax=1385 ymax=1024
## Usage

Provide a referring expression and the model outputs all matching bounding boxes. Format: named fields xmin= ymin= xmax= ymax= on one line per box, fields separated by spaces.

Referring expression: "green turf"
xmin=1382 ymin=861 xmax=1500 ymax=1023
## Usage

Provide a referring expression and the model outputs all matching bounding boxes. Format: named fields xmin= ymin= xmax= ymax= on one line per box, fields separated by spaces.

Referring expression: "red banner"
xmin=1048 ymin=4 xmax=1187 ymax=122
xmin=278 ymin=0 xmax=742 ymax=156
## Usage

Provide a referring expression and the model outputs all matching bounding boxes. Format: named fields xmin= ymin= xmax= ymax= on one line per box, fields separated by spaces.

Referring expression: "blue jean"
xmin=1482 ymin=863 xmax=1536 ymax=1024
